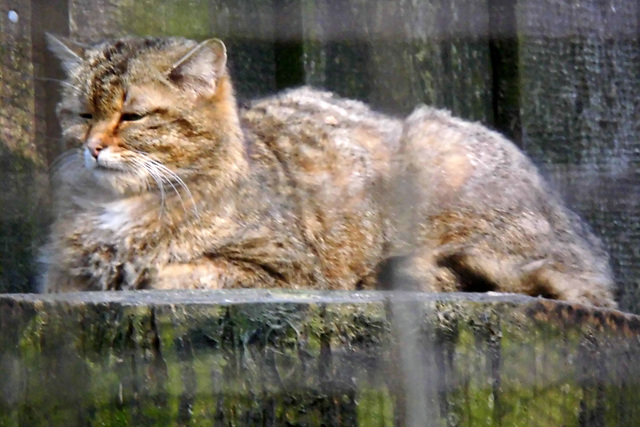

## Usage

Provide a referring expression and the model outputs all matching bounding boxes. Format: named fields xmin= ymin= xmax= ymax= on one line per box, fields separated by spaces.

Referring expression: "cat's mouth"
xmin=84 ymin=148 xmax=129 ymax=173
xmin=81 ymin=146 xmax=190 ymax=199
xmin=82 ymin=147 xmax=151 ymax=195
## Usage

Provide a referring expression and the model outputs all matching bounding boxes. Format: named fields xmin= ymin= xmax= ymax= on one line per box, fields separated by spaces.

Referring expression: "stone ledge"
xmin=1 ymin=290 xmax=638 ymax=425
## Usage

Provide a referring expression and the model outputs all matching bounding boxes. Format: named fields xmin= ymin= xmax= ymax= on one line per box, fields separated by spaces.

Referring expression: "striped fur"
xmin=41 ymin=36 xmax=616 ymax=308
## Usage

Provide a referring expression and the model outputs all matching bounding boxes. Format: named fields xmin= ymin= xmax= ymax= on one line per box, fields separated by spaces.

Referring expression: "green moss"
xmin=357 ymin=388 xmax=394 ymax=425
xmin=3 ymin=293 xmax=640 ymax=425
xmin=119 ymin=0 xmax=211 ymax=38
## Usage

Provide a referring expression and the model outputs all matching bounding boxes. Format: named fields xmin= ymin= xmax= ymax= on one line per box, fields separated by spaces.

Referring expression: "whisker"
xmin=133 ymin=155 xmax=186 ymax=214
xmin=49 ymin=149 xmax=82 ymax=173
xmin=148 ymin=162 xmax=194 ymax=214
xmin=133 ymin=151 xmax=200 ymax=219
xmin=145 ymin=165 xmax=168 ymax=219
xmin=40 ymin=133 xmax=69 ymax=140
xmin=35 ymin=77 xmax=82 ymax=94
xmin=130 ymin=157 xmax=167 ymax=219
xmin=158 ymin=164 xmax=200 ymax=219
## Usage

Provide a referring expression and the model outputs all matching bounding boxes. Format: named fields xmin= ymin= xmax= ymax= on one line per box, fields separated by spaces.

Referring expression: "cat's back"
xmin=242 ymin=87 xmax=402 ymax=180
xmin=241 ymin=88 xmax=403 ymax=288
xmin=242 ymin=87 xmax=402 ymax=230
xmin=389 ymin=105 xmax=615 ymax=307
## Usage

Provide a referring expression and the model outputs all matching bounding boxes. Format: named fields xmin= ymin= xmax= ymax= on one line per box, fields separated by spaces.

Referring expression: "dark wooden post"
xmin=300 ymin=0 xmax=494 ymax=121
xmin=0 ymin=0 xmax=44 ymax=293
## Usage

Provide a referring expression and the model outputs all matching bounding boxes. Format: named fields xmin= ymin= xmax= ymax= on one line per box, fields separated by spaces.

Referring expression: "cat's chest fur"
xmin=94 ymin=199 xmax=143 ymax=235
xmin=60 ymin=197 xmax=167 ymax=290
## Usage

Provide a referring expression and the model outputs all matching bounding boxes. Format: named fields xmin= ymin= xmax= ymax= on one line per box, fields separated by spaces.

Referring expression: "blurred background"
xmin=1 ymin=0 xmax=639 ymax=313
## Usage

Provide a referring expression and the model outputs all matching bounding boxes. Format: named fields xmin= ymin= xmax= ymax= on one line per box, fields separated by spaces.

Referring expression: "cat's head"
xmin=48 ymin=35 xmax=240 ymax=196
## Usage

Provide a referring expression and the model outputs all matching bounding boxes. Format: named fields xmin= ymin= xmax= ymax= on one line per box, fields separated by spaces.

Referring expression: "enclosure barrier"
xmin=1 ymin=290 xmax=639 ymax=425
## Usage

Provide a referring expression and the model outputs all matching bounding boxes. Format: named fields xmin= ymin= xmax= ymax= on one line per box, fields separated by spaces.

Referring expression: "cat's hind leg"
xmin=377 ymin=244 xmax=466 ymax=293
xmin=378 ymin=244 xmax=555 ymax=297
xmin=391 ymin=244 xmax=618 ymax=308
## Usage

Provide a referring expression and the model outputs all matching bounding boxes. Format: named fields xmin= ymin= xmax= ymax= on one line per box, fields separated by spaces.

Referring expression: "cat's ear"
xmin=46 ymin=33 xmax=84 ymax=74
xmin=169 ymin=39 xmax=227 ymax=96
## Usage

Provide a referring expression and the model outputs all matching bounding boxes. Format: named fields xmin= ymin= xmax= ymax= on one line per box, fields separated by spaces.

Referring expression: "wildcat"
xmin=41 ymin=35 xmax=616 ymax=308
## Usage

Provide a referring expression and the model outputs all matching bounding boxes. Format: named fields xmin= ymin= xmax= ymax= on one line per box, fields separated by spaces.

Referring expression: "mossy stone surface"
xmin=1 ymin=290 xmax=639 ymax=425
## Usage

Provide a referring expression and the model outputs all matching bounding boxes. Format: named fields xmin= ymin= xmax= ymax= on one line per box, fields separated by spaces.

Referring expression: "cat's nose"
xmin=86 ymin=137 xmax=104 ymax=159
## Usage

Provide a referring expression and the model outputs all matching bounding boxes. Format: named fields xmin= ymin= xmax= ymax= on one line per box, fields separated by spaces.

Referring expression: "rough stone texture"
xmin=515 ymin=0 xmax=640 ymax=314
xmin=301 ymin=0 xmax=494 ymax=121
xmin=0 ymin=0 xmax=45 ymax=294
xmin=0 ymin=290 xmax=639 ymax=425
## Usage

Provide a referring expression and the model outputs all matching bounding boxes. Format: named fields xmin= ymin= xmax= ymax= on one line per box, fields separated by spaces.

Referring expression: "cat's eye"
xmin=79 ymin=113 xmax=93 ymax=119
xmin=121 ymin=113 xmax=146 ymax=122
